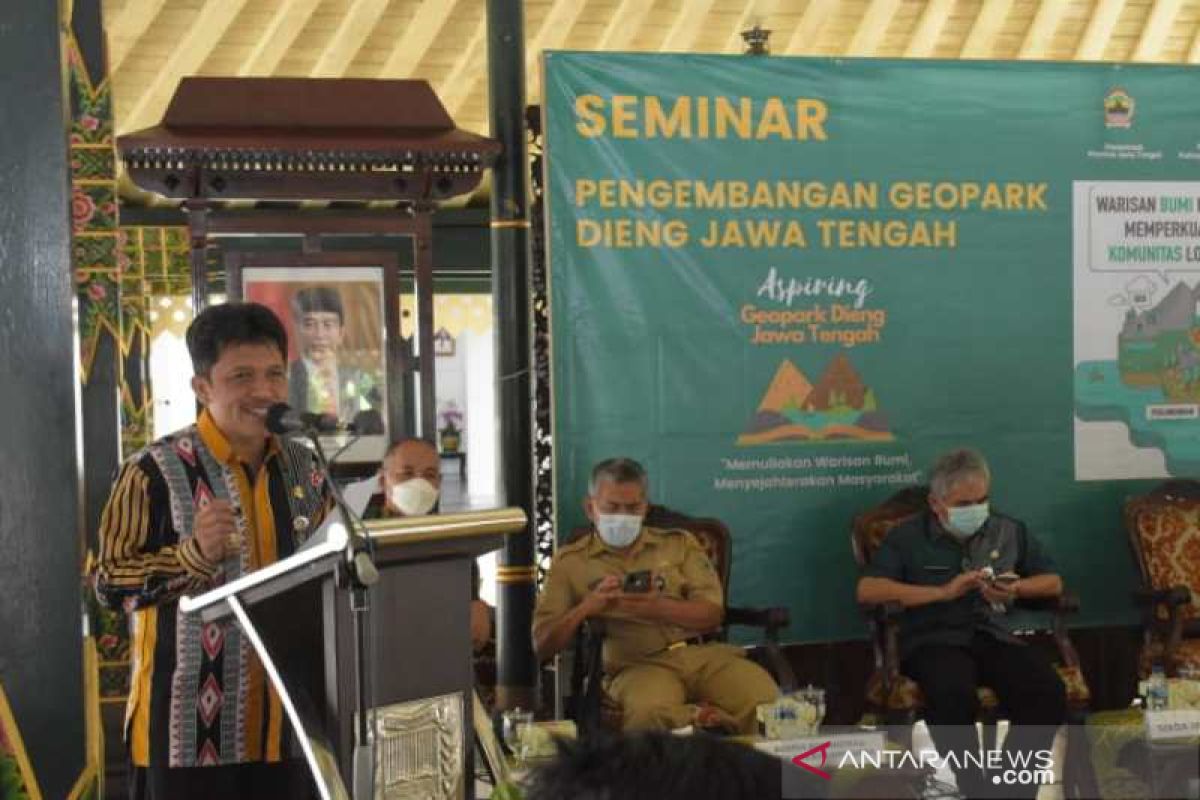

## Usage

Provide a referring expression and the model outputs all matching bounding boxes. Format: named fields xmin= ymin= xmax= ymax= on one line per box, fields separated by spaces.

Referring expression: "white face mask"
xmin=595 ymin=513 xmax=643 ymax=549
xmin=389 ymin=478 xmax=439 ymax=517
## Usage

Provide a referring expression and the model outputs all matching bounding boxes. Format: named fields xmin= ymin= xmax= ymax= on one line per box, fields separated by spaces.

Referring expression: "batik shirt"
xmin=95 ymin=410 xmax=329 ymax=768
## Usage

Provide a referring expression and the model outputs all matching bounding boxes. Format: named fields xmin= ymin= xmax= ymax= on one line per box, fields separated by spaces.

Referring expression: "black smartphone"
xmin=623 ymin=569 xmax=652 ymax=593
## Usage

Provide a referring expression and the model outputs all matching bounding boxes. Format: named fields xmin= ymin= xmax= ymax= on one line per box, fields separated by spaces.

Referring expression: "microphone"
xmin=265 ymin=403 xmax=354 ymax=435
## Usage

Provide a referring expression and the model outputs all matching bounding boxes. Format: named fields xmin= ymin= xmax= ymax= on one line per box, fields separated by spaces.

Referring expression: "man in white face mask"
xmin=365 ymin=438 xmax=492 ymax=652
xmin=856 ymin=449 xmax=1065 ymax=799
xmin=533 ymin=458 xmax=779 ymax=734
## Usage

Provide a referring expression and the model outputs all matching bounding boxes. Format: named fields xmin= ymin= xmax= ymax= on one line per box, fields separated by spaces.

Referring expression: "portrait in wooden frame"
xmin=225 ymin=251 xmax=403 ymax=466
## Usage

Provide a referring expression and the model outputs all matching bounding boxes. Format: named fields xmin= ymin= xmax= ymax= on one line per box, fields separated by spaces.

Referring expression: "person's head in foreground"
xmin=523 ymin=731 xmax=787 ymax=800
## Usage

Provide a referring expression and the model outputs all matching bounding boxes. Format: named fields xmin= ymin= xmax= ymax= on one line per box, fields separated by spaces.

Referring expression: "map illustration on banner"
xmin=738 ymin=356 xmax=893 ymax=446
xmin=1074 ymin=180 xmax=1200 ymax=479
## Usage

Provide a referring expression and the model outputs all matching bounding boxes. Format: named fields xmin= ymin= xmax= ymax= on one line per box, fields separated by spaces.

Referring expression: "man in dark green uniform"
xmin=857 ymin=448 xmax=1066 ymax=799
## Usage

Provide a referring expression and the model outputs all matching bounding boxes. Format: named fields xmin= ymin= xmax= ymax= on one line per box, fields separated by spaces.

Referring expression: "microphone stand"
xmin=303 ymin=428 xmax=378 ymax=800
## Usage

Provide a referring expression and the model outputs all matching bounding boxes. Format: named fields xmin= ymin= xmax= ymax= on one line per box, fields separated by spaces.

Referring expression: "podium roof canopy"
xmin=117 ymin=77 xmax=501 ymax=203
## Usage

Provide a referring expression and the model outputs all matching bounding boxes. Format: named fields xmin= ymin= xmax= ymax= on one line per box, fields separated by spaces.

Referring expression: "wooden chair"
xmin=851 ymin=487 xmax=1097 ymax=798
xmin=1124 ymin=480 xmax=1200 ymax=678
xmin=564 ymin=504 xmax=797 ymax=736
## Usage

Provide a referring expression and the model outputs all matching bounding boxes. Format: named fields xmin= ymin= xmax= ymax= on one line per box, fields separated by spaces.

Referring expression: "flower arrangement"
xmin=439 ymin=402 xmax=463 ymax=452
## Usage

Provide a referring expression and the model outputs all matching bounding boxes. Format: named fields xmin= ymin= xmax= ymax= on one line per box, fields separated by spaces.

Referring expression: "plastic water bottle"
xmin=1147 ymin=664 xmax=1169 ymax=711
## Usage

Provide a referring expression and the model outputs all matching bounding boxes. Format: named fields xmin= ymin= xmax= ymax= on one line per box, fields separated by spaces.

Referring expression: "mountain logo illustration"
xmin=737 ymin=356 xmax=894 ymax=446
xmin=756 ymin=359 xmax=813 ymax=413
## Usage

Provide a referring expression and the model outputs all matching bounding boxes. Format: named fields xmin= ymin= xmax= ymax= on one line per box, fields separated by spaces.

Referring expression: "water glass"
xmin=796 ymin=686 xmax=827 ymax=730
xmin=501 ymin=708 xmax=534 ymax=762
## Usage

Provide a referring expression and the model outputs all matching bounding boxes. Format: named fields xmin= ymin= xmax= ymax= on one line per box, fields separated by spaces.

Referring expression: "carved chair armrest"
xmin=1015 ymin=591 xmax=1081 ymax=668
xmin=859 ymin=601 xmax=904 ymax=686
xmin=1134 ymin=585 xmax=1190 ymax=638
xmin=725 ymin=605 xmax=789 ymax=636
xmin=579 ymin=618 xmax=607 ymax=670
xmin=856 ymin=600 xmax=904 ymax=624
xmin=1012 ymin=591 xmax=1077 ymax=614
xmin=1134 ymin=585 xmax=1193 ymax=669
xmin=1055 ymin=592 xmax=1081 ymax=615
xmin=569 ymin=619 xmax=607 ymax=738
xmin=1134 ymin=585 xmax=1193 ymax=612
xmin=726 ymin=605 xmax=796 ymax=693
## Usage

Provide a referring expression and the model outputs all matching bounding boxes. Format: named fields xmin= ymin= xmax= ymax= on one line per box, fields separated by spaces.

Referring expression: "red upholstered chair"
xmin=564 ymin=504 xmax=796 ymax=735
xmin=851 ymin=487 xmax=1096 ymax=797
xmin=1124 ymin=480 xmax=1200 ymax=678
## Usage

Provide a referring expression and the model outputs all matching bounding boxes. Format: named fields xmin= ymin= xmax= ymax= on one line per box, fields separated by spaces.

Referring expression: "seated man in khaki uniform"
xmin=533 ymin=458 xmax=779 ymax=734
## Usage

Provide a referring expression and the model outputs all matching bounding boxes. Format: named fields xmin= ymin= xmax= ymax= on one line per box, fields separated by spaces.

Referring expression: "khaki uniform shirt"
xmin=534 ymin=526 xmax=723 ymax=672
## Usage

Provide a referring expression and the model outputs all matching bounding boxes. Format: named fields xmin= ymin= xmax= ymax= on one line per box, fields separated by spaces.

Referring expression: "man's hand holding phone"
xmin=941 ymin=569 xmax=987 ymax=601
xmin=580 ymin=574 xmax=622 ymax=618
xmin=622 ymin=569 xmax=652 ymax=593
xmin=981 ymin=571 xmax=1020 ymax=604
xmin=616 ymin=569 xmax=662 ymax=619
xmin=580 ymin=571 xmax=662 ymax=620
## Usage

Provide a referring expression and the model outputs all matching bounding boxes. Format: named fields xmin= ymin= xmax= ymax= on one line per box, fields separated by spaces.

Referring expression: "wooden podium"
xmin=180 ymin=508 xmax=522 ymax=800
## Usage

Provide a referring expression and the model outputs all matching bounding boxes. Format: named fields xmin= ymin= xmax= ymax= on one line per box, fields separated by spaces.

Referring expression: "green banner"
xmin=545 ymin=52 xmax=1200 ymax=641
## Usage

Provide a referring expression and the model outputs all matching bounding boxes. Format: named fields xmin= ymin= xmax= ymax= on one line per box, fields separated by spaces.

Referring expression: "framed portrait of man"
xmin=225 ymin=251 xmax=403 ymax=466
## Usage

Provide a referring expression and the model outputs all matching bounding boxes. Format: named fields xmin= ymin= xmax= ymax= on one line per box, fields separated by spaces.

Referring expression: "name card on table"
xmin=755 ymin=731 xmax=888 ymax=765
xmin=1145 ymin=710 xmax=1200 ymax=741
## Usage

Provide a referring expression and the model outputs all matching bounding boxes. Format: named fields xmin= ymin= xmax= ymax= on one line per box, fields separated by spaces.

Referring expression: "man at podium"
xmin=95 ymin=303 xmax=330 ymax=799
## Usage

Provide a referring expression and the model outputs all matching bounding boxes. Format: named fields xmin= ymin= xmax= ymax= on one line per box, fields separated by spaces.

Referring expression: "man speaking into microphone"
xmin=95 ymin=303 xmax=330 ymax=799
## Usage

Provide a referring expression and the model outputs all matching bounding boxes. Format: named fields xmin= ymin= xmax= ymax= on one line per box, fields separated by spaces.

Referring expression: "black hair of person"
xmin=524 ymin=732 xmax=786 ymax=800
xmin=185 ymin=302 xmax=288 ymax=376
xmin=291 ymin=286 xmax=345 ymax=324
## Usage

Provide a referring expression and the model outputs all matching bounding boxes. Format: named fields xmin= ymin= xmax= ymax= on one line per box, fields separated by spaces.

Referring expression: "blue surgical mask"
xmin=595 ymin=514 xmax=643 ymax=549
xmin=945 ymin=502 xmax=989 ymax=539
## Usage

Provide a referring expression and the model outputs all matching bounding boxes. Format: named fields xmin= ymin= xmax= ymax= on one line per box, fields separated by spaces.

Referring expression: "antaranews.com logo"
xmin=778 ymin=734 xmax=1056 ymax=799
xmin=824 ymin=747 xmax=1055 ymax=788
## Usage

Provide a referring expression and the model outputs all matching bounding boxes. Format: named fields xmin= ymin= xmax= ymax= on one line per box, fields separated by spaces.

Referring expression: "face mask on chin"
xmin=389 ymin=478 xmax=439 ymax=517
xmin=595 ymin=513 xmax=643 ymax=549
xmin=943 ymin=502 xmax=990 ymax=540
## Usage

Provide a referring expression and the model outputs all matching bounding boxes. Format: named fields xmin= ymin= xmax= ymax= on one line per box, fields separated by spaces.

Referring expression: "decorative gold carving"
xmin=369 ymin=692 xmax=464 ymax=800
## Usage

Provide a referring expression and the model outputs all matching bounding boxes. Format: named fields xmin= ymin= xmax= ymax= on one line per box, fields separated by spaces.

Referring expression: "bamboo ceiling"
xmin=102 ymin=0 xmax=1200 ymax=207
